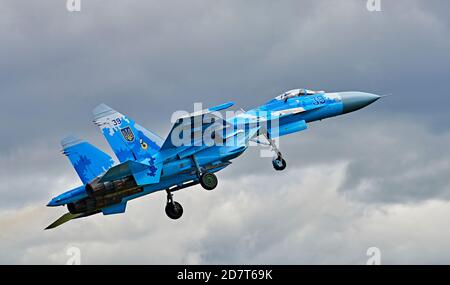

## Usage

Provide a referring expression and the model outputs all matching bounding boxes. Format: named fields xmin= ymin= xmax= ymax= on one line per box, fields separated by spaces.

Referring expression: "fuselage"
xmin=252 ymin=90 xmax=380 ymax=123
xmin=48 ymin=89 xmax=380 ymax=215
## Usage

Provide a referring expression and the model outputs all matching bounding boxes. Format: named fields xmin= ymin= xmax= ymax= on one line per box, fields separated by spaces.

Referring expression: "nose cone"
xmin=340 ymin=92 xmax=381 ymax=114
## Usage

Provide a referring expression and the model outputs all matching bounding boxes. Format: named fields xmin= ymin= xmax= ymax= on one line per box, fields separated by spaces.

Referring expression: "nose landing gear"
xmin=264 ymin=134 xmax=287 ymax=171
xmin=251 ymin=134 xmax=288 ymax=171
xmin=272 ymin=156 xmax=287 ymax=171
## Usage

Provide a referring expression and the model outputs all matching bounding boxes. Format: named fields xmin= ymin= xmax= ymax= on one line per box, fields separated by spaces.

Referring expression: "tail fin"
xmin=93 ymin=104 xmax=163 ymax=163
xmin=61 ymin=136 xmax=115 ymax=184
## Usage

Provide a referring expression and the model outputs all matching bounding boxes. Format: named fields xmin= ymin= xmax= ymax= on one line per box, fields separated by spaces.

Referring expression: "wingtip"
xmin=44 ymin=222 xmax=57 ymax=230
xmin=45 ymin=212 xmax=82 ymax=230
xmin=208 ymin=101 xmax=235 ymax=112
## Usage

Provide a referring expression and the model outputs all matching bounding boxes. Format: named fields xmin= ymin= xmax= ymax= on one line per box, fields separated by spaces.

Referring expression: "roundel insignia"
xmin=140 ymin=138 xmax=148 ymax=150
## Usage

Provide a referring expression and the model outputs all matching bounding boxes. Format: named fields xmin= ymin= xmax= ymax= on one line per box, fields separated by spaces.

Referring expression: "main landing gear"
xmin=165 ymin=190 xmax=183 ymax=220
xmin=164 ymin=156 xmax=219 ymax=220
xmin=191 ymin=155 xmax=218 ymax=191
xmin=199 ymin=173 xmax=218 ymax=190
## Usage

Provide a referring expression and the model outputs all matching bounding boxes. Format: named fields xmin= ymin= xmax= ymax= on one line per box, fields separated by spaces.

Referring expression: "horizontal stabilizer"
xmin=44 ymin=212 xmax=84 ymax=230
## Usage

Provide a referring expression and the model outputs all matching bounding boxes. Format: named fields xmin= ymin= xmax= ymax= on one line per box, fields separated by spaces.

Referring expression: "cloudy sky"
xmin=1 ymin=0 xmax=450 ymax=264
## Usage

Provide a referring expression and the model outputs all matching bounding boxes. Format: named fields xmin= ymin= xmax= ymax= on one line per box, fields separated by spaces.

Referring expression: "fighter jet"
xmin=46 ymin=89 xmax=381 ymax=229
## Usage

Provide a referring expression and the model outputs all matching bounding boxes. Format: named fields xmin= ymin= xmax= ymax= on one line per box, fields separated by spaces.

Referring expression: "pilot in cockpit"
xmin=274 ymin=89 xmax=321 ymax=102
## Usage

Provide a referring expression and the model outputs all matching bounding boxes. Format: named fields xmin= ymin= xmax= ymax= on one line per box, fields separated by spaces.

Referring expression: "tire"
xmin=165 ymin=201 xmax=183 ymax=219
xmin=272 ymin=157 xmax=287 ymax=171
xmin=200 ymin=173 xmax=218 ymax=190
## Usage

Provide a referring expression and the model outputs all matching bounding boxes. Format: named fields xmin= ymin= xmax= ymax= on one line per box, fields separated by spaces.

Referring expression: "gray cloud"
xmin=2 ymin=0 xmax=450 ymax=150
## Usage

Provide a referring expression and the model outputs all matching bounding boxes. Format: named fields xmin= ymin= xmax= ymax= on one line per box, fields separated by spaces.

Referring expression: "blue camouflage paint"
xmin=93 ymin=103 xmax=163 ymax=164
xmin=61 ymin=136 xmax=114 ymax=185
xmin=101 ymin=127 xmax=133 ymax=162
xmin=48 ymin=90 xmax=381 ymax=228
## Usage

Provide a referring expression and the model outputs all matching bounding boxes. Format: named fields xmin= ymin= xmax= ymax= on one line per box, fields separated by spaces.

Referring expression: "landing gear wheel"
xmin=272 ymin=157 xmax=287 ymax=171
xmin=165 ymin=190 xmax=183 ymax=219
xmin=200 ymin=173 xmax=218 ymax=190
xmin=165 ymin=201 xmax=183 ymax=219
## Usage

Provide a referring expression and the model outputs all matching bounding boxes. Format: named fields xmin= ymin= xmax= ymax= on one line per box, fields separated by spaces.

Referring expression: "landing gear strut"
xmin=264 ymin=134 xmax=287 ymax=171
xmin=191 ymin=155 xmax=218 ymax=191
xmin=165 ymin=190 xmax=183 ymax=220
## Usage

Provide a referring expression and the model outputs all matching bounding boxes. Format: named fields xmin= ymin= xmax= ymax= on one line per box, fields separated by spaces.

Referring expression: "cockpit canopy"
xmin=273 ymin=89 xmax=324 ymax=101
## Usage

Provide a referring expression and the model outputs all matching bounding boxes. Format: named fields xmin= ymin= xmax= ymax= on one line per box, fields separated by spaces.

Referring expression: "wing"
xmin=159 ymin=102 xmax=235 ymax=151
xmin=231 ymin=107 xmax=311 ymax=141
xmin=93 ymin=104 xmax=163 ymax=163
xmin=270 ymin=107 xmax=307 ymax=117
xmin=61 ymin=136 xmax=115 ymax=184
